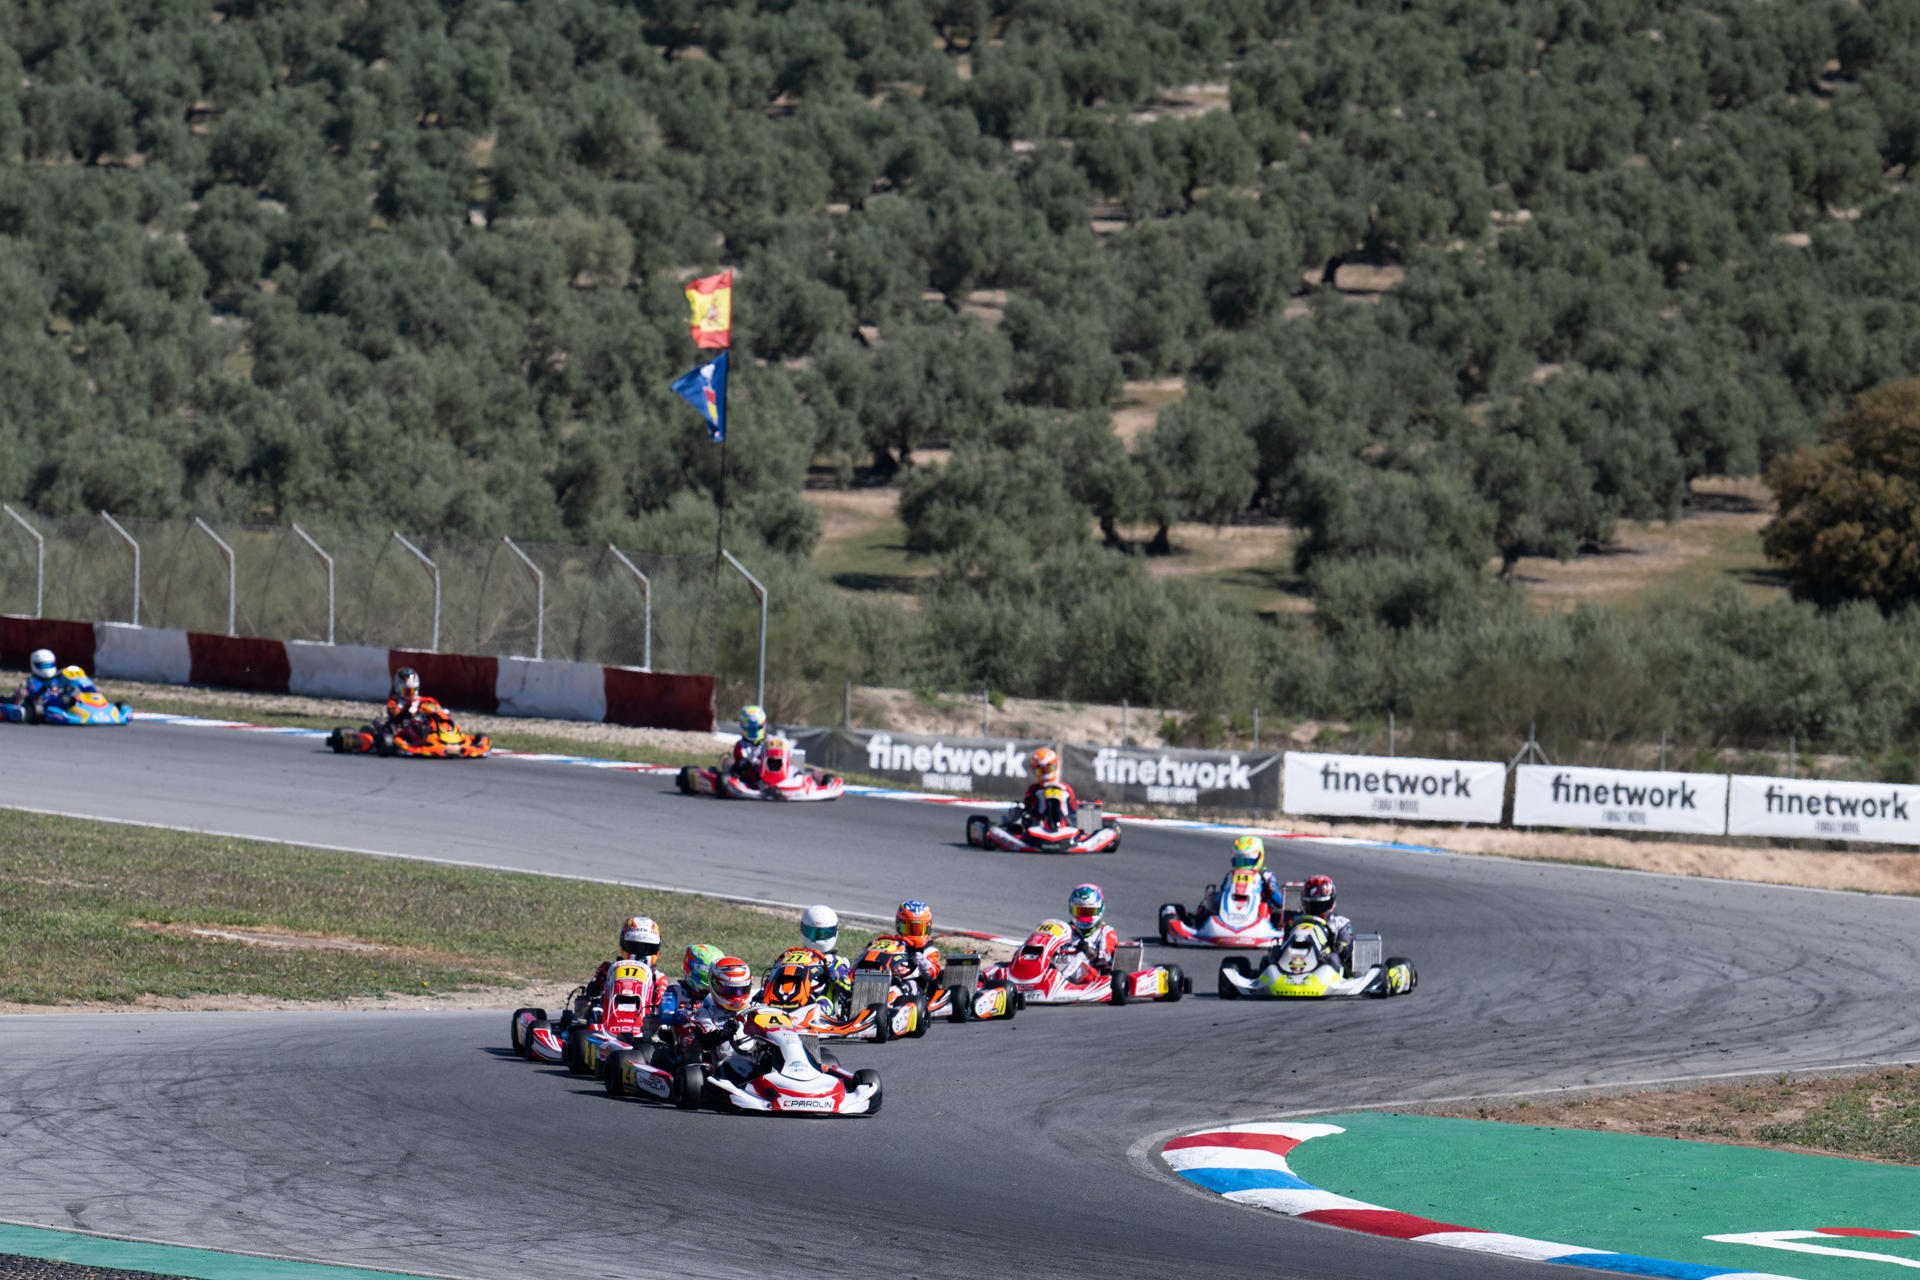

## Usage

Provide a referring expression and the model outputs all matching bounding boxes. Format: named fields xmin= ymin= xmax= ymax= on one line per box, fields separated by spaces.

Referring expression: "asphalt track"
xmin=3 ymin=721 xmax=1920 ymax=1280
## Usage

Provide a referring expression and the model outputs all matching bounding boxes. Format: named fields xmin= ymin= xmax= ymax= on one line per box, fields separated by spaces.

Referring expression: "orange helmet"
xmin=1030 ymin=747 xmax=1060 ymax=784
xmin=762 ymin=959 xmax=818 ymax=1010
xmin=895 ymin=899 xmax=932 ymax=947
xmin=709 ymin=957 xmax=754 ymax=1012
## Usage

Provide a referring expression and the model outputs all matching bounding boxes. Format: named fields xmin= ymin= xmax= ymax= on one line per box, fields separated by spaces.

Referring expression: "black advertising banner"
xmin=822 ymin=729 xmax=1055 ymax=798
xmin=1062 ymin=742 xmax=1282 ymax=811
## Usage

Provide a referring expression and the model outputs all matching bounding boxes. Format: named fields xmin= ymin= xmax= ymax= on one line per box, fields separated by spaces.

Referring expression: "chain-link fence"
xmin=0 ymin=511 xmax=720 ymax=674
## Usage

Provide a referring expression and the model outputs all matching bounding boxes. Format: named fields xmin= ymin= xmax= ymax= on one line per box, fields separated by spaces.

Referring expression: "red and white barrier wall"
xmin=0 ymin=616 xmax=712 ymax=733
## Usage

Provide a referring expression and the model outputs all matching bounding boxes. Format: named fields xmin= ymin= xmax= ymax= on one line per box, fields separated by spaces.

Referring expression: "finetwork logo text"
xmin=1764 ymin=785 xmax=1910 ymax=821
xmin=1550 ymin=773 xmax=1698 ymax=809
xmin=1317 ymin=761 xmax=1472 ymax=798
xmin=865 ymin=734 xmax=1027 ymax=780
xmin=1092 ymin=748 xmax=1254 ymax=792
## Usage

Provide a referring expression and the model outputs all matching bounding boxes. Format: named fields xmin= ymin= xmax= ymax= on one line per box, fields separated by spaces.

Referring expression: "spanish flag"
xmin=685 ymin=269 xmax=733 ymax=349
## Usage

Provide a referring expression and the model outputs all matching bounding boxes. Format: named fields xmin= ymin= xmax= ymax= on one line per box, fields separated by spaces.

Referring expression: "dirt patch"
xmin=1112 ymin=377 xmax=1186 ymax=448
xmin=850 ymin=685 xmax=1184 ymax=748
xmin=132 ymin=920 xmax=387 ymax=951
xmin=1136 ymin=523 xmax=1292 ymax=580
xmin=1425 ymin=1064 xmax=1920 ymax=1166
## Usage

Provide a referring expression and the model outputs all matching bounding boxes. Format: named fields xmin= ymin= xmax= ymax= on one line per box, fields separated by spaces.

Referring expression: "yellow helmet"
xmin=1230 ymin=835 xmax=1265 ymax=872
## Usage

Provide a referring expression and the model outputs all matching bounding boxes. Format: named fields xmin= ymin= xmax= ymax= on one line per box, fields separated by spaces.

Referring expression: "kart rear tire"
xmin=1160 ymin=965 xmax=1186 ymax=1001
xmin=870 ymin=1003 xmax=890 ymax=1045
xmin=1218 ymin=957 xmax=1250 ymax=1000
xmin=374 ymin=725 xmax=396 ymax=758
xmin=675 ymin=1063 xmax=706 ymax=1110
xmin=855 ymin=1068 xmax=882 ymax=1116
xmin=604 ymin=1051 xmax=630 ymax=1097
xmin=509 ymin=1007 xmax=547 ymax=1058
xmin=909 ymin=995 xmax=932 ymax=1038
xmin=676 ymin=766 xmax=695 ymax=795
xmin=563 ymin=1029 xmax=592 ymax=1076
xmin=965 ymin=815 xmax=988 ymax=848
xmin=1158 ymin=904 xmax=1183 ymax=946
xmin=328 ymin=728 xmax=347 ymax=754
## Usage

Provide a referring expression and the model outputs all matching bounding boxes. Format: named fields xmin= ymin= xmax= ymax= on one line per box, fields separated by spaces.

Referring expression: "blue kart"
xmin=2 ymin=670 xmax=132 ymax=726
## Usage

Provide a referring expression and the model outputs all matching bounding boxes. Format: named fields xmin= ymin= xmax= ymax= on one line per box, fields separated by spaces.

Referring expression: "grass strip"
xmin=0 ymin=808 xmax=873 ymax=1005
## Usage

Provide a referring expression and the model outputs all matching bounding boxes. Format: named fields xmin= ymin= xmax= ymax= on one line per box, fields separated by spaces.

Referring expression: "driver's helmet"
xmin=28 ymin=649 xmax=55 ymax=680
xmin=392 ymin=667 xmax=421 ymax=700
xmin=619 ymin=915 xmax=661 ymax=961
xmin=1067 ymin=883 xmax=1105 ymax=936
xmin=763 ymin=960 xmax=817 ymax=1009
xmin=895 ymin=900 xmax=932 ymax=948
xmin=743 ymin=1007 xmax=792 ymax=1039
xmin=1230 ymin=835 xmax=1265 ymax=872
xmin=800 ymin=904 xmax=839 ymax=955
xmin=1302 ymin=875 xmax=1336 ymax=917
xmin=1030 ymin=746 xmax=1060 ymax=784
xmin=59 ymin=665 xmax=85 ymax=682
xmin=739 ymin=705 xmax=768 ymax=744
xmin=683 ymin=942 xmax=723 ymax=994
xmin=709 ymin=958 xmax=754 ymax=1013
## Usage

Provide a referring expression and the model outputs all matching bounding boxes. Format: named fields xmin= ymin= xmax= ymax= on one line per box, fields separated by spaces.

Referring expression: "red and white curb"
xmin=1160 ymin=1122 xmax=1801 ymax=1280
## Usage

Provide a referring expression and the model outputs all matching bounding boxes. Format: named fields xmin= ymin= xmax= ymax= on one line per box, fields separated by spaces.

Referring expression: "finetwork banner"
xmin=1727 ymin=774 xmax=1920 ymax=845
xmin=821 ymin=729 xmax=1052 ymax=797
xmin=1283 ymin=752 xmax=1506 ymax=824
xmin=1513 ymin=765 xmax=1727 ymax=835
xmin=1061 ymin=743 xmax=1281 ymax=811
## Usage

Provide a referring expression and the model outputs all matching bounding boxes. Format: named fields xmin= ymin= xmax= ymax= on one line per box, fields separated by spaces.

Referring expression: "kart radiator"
xmin=849 ymin=969 xmax=892 ymax=1011
xmin=1283 ymin=882 xmax=1303 ymax=916
xmin=1073 ymin=802 xmax=1104 ymax=835
xmin=942 ymin=954 xmax=980 ymax=994
xmin=1352 ymin=934 xmax=1383 ymax=973
xmin=1112 ymin=942 xmax=1143 ymax=976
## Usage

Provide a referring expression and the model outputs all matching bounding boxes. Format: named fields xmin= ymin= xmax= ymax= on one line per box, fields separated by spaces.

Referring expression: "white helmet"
xmin=619 ymin=915 xmax=661 ymax=960
xmin=799 ymin=904 xmax=839 ymax=954
xmin=29 ymin=649 xmax=55 ymax=679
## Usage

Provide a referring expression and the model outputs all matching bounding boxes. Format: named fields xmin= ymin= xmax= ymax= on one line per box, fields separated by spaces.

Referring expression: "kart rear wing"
xmin=1073 ymin=801 xmax=1105 ymax=835
xmin=1352 ymin=934 xmax=1383 ymax=974
xmin=942 ymin=953 xmax=980 ymax=995
xmin=1112 ymin=942 xmax=1143 ymax=977
xmin=849 ymin=968 xmax=892 ymax=1013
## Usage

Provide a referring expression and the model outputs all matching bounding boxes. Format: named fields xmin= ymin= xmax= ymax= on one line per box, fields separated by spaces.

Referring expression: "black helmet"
xmin=1302 ymin=875 xmax=1336 ymax=916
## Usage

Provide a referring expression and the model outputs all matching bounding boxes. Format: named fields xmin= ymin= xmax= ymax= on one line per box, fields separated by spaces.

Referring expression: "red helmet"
xmin=895 ymin=900 xmax=932 ymax=947
xmin=1030 ymin=747 xmax=1060 ymax=783
xmin=1302 ymin=875 xmax=1336 ymax=917
xmin=709 ymin=957 xmax=754 ymax=1012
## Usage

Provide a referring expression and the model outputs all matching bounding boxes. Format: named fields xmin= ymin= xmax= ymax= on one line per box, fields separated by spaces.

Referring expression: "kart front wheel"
xmin=1110 ymin=974 xmax=1129 ymax=1006
xmin=374 ymin=725 xmax=396 ymax=757
xmin=1158 ymin=904 xmax=1184 ymax=946
xmin=328 ymin=728 xmax=347 ymax=754
xmin=965 ymin=816 xmax=988 ymax=848
xmin=909 ymin=995 xmax=932 ymax=1038
xmin=676 ymin=767 xmax=695 ymax=795
xmin=948 ymin=985 xmax=971 ymax=1024
xmin=509 ymin=1007 xmax=547 ymax=1058
xmin=1218 ymin=957 xmax=1251 ymax=1000
xmin=870 ymin=1002 xmax=890 ymax=1045
xmin=675 ymin=1063 xmax=706 ymax=1110
xmin=1162 ymin=965 xmax=1186 ymax=1002
xmin=604 ymin=1051 xmax=630 ymax=1098
xmin=855 ymin=1068 xmax=882 ymax=1116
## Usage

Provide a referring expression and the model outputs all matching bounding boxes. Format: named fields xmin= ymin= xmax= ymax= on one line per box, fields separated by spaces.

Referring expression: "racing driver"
xmin=882 ymin=900 xmax=944 ymax=992
xmin=8 ymin=648 xmax=64 ymax=718
xmin=583 ymin=916 xmax=665 ymax=1012
xmin=1296 ymin=875 xmax=1355 ymax=975
xmin=799 ymin=904 xmax=853 ymax=999
xmin=384 ymin=667 xmax=443 ymax=729
xmin=1019 ymin=747 xmax=1077 ymax=825
xmin=1219 ymin=835 xmax=1289 ymax=922
xmin=1059 ymin=883 xmax=1118 ymax=983
xmin=730 ymin=704 xmax=769 ymax=785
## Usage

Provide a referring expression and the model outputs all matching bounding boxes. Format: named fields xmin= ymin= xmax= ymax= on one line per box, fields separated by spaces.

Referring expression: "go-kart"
xmin=964 ymin=787 xmax=1120 ymax=854
xmin=509 ymin=961 xmax=661 ymax=1073
xmin=1159 ymin=869 xmax=1296 ymax=948
xmin=1 ymin=670 xmax=131 ymax=726
xmin=839 ymin=938 xmax=1019 ymax=1042
xmin=604 ymin=1010 xmax=881 ymax=1116
xmin=1217 ymin=920 xmax=1416 ymax=999
xmin=329 ymin=705 xmax=491 ymax=758
xmin=677 ymin=735 xmax=844 ymax=801
xmin=983 ymin=919 xmax=1189 ymax=1006
xmin=757 ymin=947 xmax=881 ymax=1040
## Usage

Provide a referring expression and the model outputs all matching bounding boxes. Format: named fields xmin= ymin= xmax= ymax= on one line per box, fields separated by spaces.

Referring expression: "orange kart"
xmin=328 ymin=706 xmax=491 ymax=759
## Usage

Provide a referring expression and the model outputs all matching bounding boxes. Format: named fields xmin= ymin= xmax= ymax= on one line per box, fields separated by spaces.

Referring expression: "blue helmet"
xmin=1068 ymin=883 xmax=1104 ymax=935
xmin=739 ymin=704 xmax=768 ymax=744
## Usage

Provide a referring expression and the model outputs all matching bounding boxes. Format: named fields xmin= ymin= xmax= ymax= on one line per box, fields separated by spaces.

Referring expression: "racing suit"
xmin=386 ymin=694 xmax=445 ymax=729
xmin=1021 ymin=779 xmax=1078 ymax=825
xmin=731 ymin=736 xmax=766 ymax=785
xmin=1059 ymin=924 xmax=1118 ymax=984
xmin=10 ymin=672 xmax=63 ymax=718
xmin=873 ymin=933 xmax=944 ymax=994
xmin=682 ymin=996 xmax=766 ymax=1083
xmin=1293 ymin=913 xmax=1355 ymax=974
xmin=815 ymin=947 xmax=854 ymax=1005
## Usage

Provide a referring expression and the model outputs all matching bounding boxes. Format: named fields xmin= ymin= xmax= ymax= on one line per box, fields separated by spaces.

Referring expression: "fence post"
xmin=1253 ymin=706 xmax=1259 ymax=750
xmin=1659 ymin=729 xmax=1667 ymax=772
xmin=99 ymin=511 xmax=140 ymax=625
xmin=3 ymin=504 xmax=43 ymax=618
xmin=392 ymin=532 xmax=440 ymax=652
xmin=606 ymin=544 xmax=652 ymax=672
xmin=720 ymin=548 xmax=766 ymax=708
xmin=844 ymin=679 xmax=851 ymax=728
xmin=193 ymin=517 xmax=237 ymax=636
xmin=1388 ymin=711 xmax=1395 ymax=757
xmin=290 ymin=524 xmax=335 ymax=644
xmin=501 ymin=536 xmax=544 ymax=661
xmin=1121 ymin=698 xmax=1127 ymax=745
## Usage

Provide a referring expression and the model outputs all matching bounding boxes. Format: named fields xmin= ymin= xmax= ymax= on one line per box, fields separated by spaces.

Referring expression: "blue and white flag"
xmin=670 ymin=350 xmax=728 ymax=442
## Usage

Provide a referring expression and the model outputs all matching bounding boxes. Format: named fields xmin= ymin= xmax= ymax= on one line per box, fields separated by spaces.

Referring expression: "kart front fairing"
xmin=1217 ymin=924 xmax=1416 ymax=999
xmin=708 ymin=1028 xmax=879 ymax=1115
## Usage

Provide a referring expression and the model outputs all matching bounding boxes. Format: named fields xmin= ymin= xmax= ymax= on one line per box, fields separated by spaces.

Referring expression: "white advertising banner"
xmin=1283 ymin=752 xmax=1506 ymax=824
xmin=1727 ymin=774 xmax=1920 ymax=845
xmin=1513 ymin=765 xmax=1727 ymax=835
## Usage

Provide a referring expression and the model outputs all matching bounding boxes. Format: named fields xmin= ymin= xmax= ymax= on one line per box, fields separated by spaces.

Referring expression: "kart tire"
xmin=676 ymin=766 xmax=695 ymax=795
xmin=1163 ymin=965 xmax=1186 ymax=1002
xmin=328 ymin=728 xmax=347 ymax=754
xmin=948 ymin=985 xmax=970 ymax=1024
xmin=509 ymin=1007 xmax=547 ymax=1058
xmin=1218 ymin=957 xmax=1250 ymax=1000
xmin=374 ymin=725 xmax=396 ymax=758
xmin=563 ymin=1029 xmax=592 ymax=1076
xmin=855 ymin=1068 xmax=882 ymax=1116
xmin=909 ymin=995 xmax=932 ymax=1038
xmin=604 ymin=1051 xmax=629 ymax=1098
xmin=675 ymin=1063 xmax=706 ymax=1110
xmin=1110 ymin=974 xmax=1128 ymax=1006
xmin=870 ymin=1003 xmax=891 ymax=1045
xmin=1158 ymin=904 xmax=1183 ymax=946
xmin=965 ymin=815 xmax=988 ymax=848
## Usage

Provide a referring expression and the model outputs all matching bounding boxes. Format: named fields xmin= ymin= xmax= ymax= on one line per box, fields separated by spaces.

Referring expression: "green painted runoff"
xmin=0 ymin=1224 xmax=439 ymax=1280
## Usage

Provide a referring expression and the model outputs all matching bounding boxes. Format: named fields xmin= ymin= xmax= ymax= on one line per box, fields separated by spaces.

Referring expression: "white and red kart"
xmin=965 ymin=789 xmax=1121 ymax=854
xmin=983 ymin=919 xmax=1188 ymax=1005
xmin=677 ymin=736 xmax=845 ymax=801
xmin=1159 ymin=868 xmax=1298 ymax=948
xmin=603 ymin=1012 xmax=881 ymax=1116
xmin=509 ymin=963 xmax=660 ymax=1074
